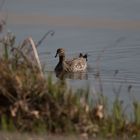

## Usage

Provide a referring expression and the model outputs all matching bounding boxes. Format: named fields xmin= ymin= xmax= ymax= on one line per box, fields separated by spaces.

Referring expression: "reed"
xmin=0 ymin=27 xmax=140 ymax=139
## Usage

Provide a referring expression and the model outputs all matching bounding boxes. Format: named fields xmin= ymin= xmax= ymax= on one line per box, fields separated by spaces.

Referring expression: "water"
xmin=1 ymin=0 xmax=140 ymax=103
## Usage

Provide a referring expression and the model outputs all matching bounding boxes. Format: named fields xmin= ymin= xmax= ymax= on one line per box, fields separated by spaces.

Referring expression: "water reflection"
xmin=55 ymin=71 xmax=88 ymax=80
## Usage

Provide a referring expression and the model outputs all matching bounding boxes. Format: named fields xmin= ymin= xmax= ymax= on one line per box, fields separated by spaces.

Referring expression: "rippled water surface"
xmin=2 ymin=0 xmax=140 ymax=103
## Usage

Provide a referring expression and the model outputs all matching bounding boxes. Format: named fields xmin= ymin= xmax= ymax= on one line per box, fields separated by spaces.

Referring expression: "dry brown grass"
xmin=0 ymin=16 xmax=140 ymax=139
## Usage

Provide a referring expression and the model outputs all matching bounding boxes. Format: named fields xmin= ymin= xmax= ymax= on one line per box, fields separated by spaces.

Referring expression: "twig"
xmin=0 ymin=0 xmax=7 ymax=33
xmin=96 ymin=37 xmax=126 ymax=68
xmin=95 ymin=37 xmax=126 ymax=94
xmin=24 ymin=30 xmax=54 ymax=54
xmin=36 ymin=30 xmax=55 ymax=47
xmin=27 ymin=37 xmax=44 ymax=78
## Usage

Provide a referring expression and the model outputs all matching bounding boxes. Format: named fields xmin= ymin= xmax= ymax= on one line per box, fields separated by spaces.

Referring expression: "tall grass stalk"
xmin=133 ymin=101 xmax=140 ymax=125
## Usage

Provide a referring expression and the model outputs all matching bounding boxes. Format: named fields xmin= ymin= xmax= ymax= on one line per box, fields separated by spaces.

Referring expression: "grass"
xmin=0 ymin=25 xmax=140 ymax=140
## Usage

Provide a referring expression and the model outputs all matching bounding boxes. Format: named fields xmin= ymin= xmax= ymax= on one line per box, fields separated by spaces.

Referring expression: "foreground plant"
xmin=0 ymin=32 xmax=140 ymax=140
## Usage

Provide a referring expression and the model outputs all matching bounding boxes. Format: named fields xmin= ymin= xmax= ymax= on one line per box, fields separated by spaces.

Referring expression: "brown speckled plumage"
xmin=55 ymin=48 xmax=87 ymax=75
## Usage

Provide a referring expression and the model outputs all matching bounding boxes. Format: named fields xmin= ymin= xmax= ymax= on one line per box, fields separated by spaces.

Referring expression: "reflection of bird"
xmin=54 ymin=48 xmax=87 ymax=75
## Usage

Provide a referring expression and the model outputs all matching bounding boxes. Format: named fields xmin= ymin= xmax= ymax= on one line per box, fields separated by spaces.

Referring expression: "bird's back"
xmin=65 ymin=57 xmax=87 ymax=72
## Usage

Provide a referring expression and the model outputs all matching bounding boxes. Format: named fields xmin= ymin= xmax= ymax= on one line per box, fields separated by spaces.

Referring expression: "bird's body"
xmin=55 ymin=48 xmax=87 ymax=75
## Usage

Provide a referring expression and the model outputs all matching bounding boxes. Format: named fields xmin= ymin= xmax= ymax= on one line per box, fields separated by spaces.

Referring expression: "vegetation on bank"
xmin=0 ymin=21 xmax=140 ymax=140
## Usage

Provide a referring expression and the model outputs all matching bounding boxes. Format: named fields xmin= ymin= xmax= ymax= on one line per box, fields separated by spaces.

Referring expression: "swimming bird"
xmin=54 ymin=48 xmax=87 ymax=76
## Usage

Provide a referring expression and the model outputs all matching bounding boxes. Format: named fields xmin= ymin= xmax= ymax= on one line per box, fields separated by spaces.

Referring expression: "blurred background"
xmin=1 ymin=0 xmax=140 ymax=103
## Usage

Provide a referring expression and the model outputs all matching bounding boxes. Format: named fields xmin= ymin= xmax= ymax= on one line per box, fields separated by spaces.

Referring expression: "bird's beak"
xmin=55 ymin=52 xmax=58 ymax=58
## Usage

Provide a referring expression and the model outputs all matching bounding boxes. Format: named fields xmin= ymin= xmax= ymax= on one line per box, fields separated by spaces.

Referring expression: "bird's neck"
xmin=59 ymin=55 xmax=65 ymax=63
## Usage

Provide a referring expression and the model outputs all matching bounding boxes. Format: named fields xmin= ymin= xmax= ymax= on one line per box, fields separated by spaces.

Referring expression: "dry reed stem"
xmin=27 ymin=37 xmax=44 ymax=78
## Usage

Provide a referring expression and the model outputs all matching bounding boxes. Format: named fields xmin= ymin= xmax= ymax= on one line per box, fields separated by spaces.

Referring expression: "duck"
xmin=54 ymin=48 xmax=87 ymax=76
